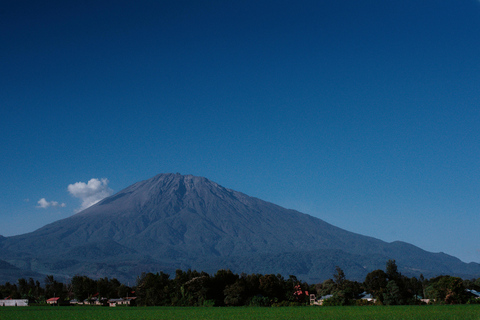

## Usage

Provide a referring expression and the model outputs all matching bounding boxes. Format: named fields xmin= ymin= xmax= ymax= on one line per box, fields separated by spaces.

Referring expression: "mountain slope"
xmin=1 ymin=173 xmax=479 ymax=283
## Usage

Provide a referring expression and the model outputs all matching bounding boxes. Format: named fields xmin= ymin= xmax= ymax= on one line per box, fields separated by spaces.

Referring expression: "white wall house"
xmin=0 ymin=299 xmax=29 ymax=306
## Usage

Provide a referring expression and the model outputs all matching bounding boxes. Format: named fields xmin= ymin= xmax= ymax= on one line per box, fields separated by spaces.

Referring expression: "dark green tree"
xmin=316 ymin=279 xmax=336 ymax=297
xmin=364 ymin=269 xmax=387 ymax=302
xmin=333 ymin=266 xmax=346 ymax=290
xmin=16 ymin=278 xmax=42 ymax=302
xmin=383 ymin=259 xmax=414 ymax=304
xmin=259 ymin=274 xmax=284 ymax=303
xmin=209 ymin=269 xmax=238 ymax=306
xmin=242 ymin=273 xmax=262 ymax=304
xmin=425 ymin=276 xmax=467 ymax=304
xmin=320 ymin=267 xmax=360 ymax=306
xmin=44 ymin=275 xmax=66 ymax=300
xmin=136 ymin=272 xmax=172 ymax=306
xmin=71 ymin=275 xmax=96 ymax=301
xmin=383 ymin=280 xmax=402 ymax=305
xmin=183 ymin=274 xmax=210 ymax=306
xmin=386 ymin=259 xmax=400 ymax=281
xmin=0 ymin=282 xmax=20 ymax=299
xmin=224 ymin=279 xmax=247 ymax=306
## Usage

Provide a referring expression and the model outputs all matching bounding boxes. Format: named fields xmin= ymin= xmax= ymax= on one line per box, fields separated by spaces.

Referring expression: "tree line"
xmin=318 ymin=260 xmax=480 ymax=306
xmin=1 ymin=260 xmax=480 ymax=306
xmin=0 ymin=275 xmax=134 ymax=304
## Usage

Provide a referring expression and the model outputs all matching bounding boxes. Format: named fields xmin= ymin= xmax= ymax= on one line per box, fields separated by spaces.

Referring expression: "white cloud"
xmin=37 ymin=198 xmax=66 ymax=209
xmin=68 ymin=178 xmax=113 ymax=212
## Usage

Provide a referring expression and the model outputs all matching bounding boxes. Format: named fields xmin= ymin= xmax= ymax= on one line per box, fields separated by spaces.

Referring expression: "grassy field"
xmin=1 ymin=305 xmax=480 ymax=320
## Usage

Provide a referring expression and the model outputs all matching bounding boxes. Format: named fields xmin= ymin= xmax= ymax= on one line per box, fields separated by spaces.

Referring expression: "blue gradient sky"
xmin=1 ymin=0 xmax=480 ymax=263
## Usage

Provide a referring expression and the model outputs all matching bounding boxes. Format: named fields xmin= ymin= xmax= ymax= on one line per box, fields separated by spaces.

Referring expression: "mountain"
xmin=0 ymin=258 xmax=44 ymax=284
xmin=1 ymin=173 xmax=479 ymax=284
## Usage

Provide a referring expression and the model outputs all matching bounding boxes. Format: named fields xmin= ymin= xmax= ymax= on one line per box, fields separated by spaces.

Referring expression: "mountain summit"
xmin=1 ymin=173 xmax=479 ymax=283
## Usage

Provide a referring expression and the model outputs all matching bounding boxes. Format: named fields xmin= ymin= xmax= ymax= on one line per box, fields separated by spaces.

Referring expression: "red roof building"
xmin=46 ymin=297 xmax=60 ymax=304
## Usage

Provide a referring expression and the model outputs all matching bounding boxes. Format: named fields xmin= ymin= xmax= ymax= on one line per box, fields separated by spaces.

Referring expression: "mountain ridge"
xmin=1 ymin=173 xmax=479 ymax=283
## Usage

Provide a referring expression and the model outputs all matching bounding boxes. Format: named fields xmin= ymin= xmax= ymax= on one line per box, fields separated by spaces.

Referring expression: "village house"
xmin=0 ymin=299 xmax=29 ymax=307
xmin=466 ymin=289 xmax=480 ymax=300
xmin=358 ymin=291 xmax=376 ymax=303
xmin=46 ymin=297 xmax=60 ymax=305
xmin=309 ymin=293 xmax=333 ymax=306
xmin=108 ymin=298 xmax=124 ymax=307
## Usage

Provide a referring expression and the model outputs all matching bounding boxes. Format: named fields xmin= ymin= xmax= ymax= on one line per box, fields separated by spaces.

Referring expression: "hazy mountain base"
xmin=2 ymin=247 xmax=476 ymax=285
xmin=0 ymin=259 xmax=43 ymax=284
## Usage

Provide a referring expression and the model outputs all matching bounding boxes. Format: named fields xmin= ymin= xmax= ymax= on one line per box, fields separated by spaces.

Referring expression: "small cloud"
xmin=37 ymin=198 xmax=66 ymax=209
xmin=24 ymin=198 xmax=30 ymax=202
xmin=68 ymin=178 xmax=113 ymax=212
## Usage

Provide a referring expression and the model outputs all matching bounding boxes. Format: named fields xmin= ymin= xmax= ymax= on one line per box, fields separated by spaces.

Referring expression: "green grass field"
xmin=1 ymin=305 xmax=479 ymax=320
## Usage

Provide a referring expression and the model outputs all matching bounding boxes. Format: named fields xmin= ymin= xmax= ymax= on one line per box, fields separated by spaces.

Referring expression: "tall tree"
xmin=44 ymin=275 xmax=65 ymax=299
xmin=364 ymin=269 xmax=387 ymax=301
xmin=136 ymin=272 xmax=172 ymax=306
xmin=71 ymin=275 xmax=96 ymax=301
xmin=386 ymin=259 xmax=400 ymax=281
xmin=333 ymin=266 xmax=346 ymax=290
xmin=224 ymin=279 xmax=247 ymax=306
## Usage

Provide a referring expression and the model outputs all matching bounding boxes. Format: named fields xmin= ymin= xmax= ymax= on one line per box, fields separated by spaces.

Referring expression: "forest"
xmin=1 ymin=260 xmax=480 ymax=307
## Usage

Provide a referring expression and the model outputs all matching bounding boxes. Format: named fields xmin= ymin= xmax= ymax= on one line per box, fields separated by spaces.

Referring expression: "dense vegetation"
xmin=1 ymin=260 xmax=480 ymax=307
xmin=317 ymin=261 xmax=480 ymax=306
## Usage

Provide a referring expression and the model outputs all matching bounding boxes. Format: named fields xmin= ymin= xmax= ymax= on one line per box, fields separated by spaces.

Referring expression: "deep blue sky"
xmin=2 ymin=0 xmax=480 ymax=264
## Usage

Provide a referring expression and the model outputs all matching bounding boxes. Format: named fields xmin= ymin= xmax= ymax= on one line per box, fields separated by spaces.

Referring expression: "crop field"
xmin=1 ymin=305 xmax=480 ymax=320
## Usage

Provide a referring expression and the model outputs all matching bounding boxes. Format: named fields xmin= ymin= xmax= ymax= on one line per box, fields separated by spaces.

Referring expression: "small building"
xmin=310 ymin=294 xmax=333 ymax=305
xmin=46 ymin=297 xmax=60 ymax=305
xmin=0 ymin=299 xmax=29 ymax=307
xmin=309 ymin=294 xmax=321 ymax=305
xmin=123 ymin=297 xmax=137 ymax=306
xmin=320 ymin=294 xmax=333 ymax=305
xmin=466 ymin=289 xmax=480 ymax=299
xmin=358 ymin=291 xmax=376 ymax=303
xmin=83 ymin=296 xmax=105 ymax=305
xmin=108 ymin=298 xmax=124 ymax=307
